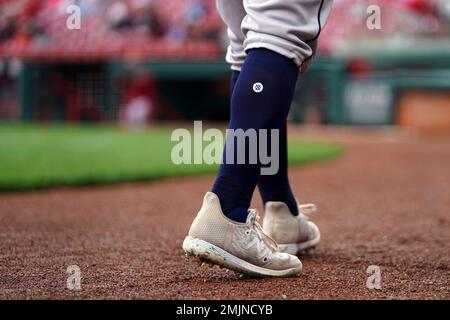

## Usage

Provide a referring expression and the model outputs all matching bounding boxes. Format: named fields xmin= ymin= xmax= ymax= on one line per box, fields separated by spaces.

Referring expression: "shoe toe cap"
xmin=288 ymin=254 xmax=302 ymax=271
xmin=269 ymin=252 xmax=302 ymax=272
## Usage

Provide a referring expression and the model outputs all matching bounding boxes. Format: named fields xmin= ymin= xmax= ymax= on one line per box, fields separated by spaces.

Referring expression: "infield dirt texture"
xmin=0 ymin=128 xmax=449 ymax=299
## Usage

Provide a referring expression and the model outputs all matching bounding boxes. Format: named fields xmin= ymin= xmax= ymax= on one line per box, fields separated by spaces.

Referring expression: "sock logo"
xmin=252 ymin=82 xmax=263 ymax=93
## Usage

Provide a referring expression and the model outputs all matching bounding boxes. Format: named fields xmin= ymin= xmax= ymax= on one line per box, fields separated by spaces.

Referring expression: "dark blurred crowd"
xmin=0 ymin=0 xmax=43 ymax=44
xmin=0 ymin=0 xmax=222 ymax=45
xmin=1 ymin=0 xmax=450 ymax=52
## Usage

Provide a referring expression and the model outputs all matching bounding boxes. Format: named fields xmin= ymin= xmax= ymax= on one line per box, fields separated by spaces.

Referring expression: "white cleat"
xmin=262 ymin=202 xmax=320 ymax=255
xmin=183 ymin=192 xmax=302 ymax=278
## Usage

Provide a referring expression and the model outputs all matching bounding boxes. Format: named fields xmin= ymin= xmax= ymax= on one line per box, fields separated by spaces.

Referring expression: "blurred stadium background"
xmin=1 ymin=0 xmax=450 ymax=128
xmin=1 ymin=0 xmax=450 ymax=190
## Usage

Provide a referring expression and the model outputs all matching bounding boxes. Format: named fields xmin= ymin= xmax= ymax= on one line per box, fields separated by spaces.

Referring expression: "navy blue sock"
xmin=258 ymin=123 xmax=299 ymax=215
xmin=231 ymin=69 xmax=240 ymax=92
xmin=229 ymin=69 xmax=299 ymax=216
xmin=220 ymin=70 xmax=248 ymax=223
xmin=212 ymin=48 xmax=299 ymax=222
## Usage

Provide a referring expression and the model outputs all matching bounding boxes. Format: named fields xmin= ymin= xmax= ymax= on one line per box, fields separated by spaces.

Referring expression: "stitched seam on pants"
xmin=305 ymin=0 xmax=326 ymax=43
xmin=301 ymin=0 xmax=327 ymax=69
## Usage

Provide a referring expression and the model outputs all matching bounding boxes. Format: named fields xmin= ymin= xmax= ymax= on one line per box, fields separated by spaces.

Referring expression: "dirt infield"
xmin=0 ymin=128 xmax=449 ymax=299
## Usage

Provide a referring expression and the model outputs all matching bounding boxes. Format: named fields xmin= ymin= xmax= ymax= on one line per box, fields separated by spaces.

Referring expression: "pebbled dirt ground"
xmin=0 ymin=127 xmax=449 ymax=299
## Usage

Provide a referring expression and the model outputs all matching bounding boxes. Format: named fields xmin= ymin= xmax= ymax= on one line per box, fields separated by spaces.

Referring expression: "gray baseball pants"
xmin=216 ymin=0 xmax=333 ymax=72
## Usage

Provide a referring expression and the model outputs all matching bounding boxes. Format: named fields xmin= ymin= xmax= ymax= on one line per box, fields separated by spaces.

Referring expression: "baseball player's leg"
xmin=213 ymin=0 xmax=302 ymax=222
xmin=239 ymin=0 xmax=333 ymax=254
xmin=184 ymin=0 xmax=333 ymax=274
xmin=212 ymin=48 xmax=299 ymax=222
xmin=182 ymin=0 xmax=302 ymax=277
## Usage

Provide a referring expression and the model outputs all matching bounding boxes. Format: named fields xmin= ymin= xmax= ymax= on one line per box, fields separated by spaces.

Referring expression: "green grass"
xmin=0 ymin=124 xmax=343 ymax=191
